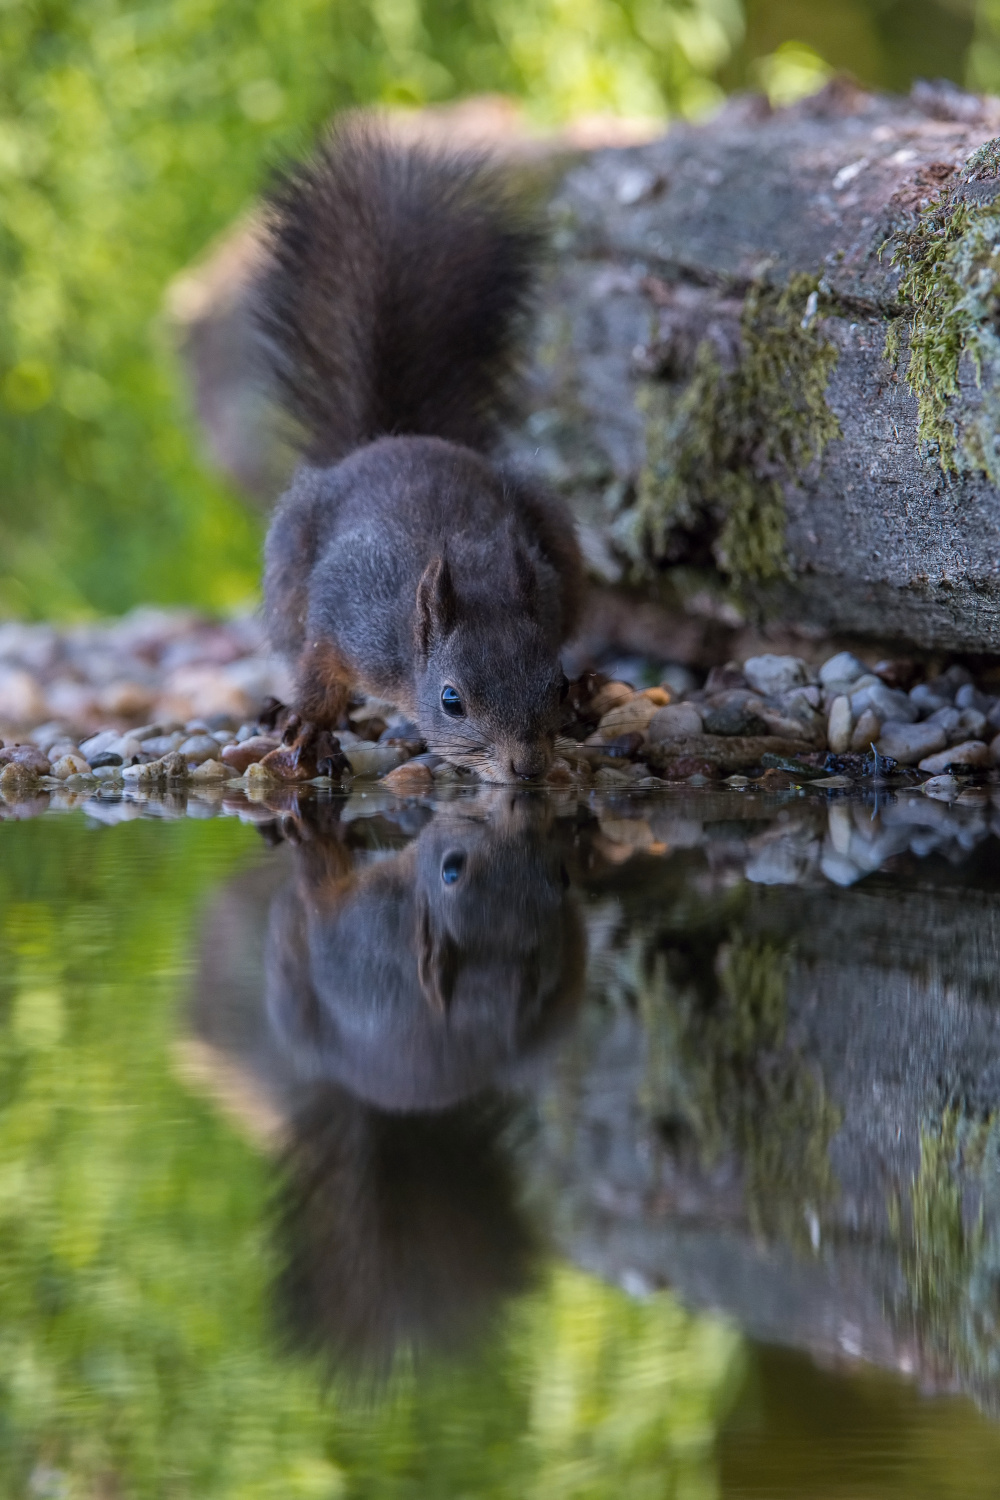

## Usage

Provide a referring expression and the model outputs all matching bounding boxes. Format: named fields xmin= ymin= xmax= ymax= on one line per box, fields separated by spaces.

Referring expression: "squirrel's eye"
xmin=559 ymin=672 xmax=571 ymax=702
xmin=441 ymin=850 xmax=466 ymax=885
xmin=440 ymin=685 xmax=464 ymax=717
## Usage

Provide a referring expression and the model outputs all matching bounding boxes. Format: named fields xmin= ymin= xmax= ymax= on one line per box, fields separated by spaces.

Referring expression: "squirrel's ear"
xmin=416 ymin=894 xmax=459 ymax=1017
xmin=415 ymin=555 xmax=458 ymax=658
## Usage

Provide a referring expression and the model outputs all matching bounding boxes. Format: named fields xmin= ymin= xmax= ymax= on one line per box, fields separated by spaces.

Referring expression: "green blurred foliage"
xmin=0 ymin=0 xmax=990 ymax=621
xmin=0 ymin=813 xmax=744 ymax=1497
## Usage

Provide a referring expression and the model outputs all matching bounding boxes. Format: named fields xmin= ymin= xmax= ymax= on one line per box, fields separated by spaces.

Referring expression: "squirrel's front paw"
xmin=260 ymin=715 xmax=351 ymax=783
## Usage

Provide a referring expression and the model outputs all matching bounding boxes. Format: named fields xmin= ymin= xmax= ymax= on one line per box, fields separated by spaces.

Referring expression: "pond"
xmin=2 ymin=777 xmax=1000 ymax=1498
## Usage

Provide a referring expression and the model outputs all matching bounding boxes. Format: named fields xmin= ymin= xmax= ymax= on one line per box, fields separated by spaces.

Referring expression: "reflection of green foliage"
xmin=628 ymin=275 xmax=840 ymax=595
xmin=638 ymin=927 xmax=840 ymax=1247
xmin=0 ymin=814 xmax=745 ymax=1497
xmin=519 ymin=1267 xmax=744 ymax=1500
xmin=885 ymin=184 xmax=1000 ymax=481
xmin=891 ymin=1110 xmax=999 ymax=1394
xmin=0 ymin=0 xmax=743 ymax=621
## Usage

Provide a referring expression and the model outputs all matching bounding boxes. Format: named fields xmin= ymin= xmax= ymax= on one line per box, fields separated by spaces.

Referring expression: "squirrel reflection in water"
xmin=262 ymin=794 xmax=585 ymax=1373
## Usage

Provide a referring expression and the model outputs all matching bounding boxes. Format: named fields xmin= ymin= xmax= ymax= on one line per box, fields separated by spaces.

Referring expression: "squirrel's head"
xmin=413 ymin=554 xmax=569 ymax=783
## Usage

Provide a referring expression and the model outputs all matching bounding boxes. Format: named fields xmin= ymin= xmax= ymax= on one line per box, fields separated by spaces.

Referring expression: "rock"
xmin=593 ymin=767 xmax=632 ymax=788
xmin=850 ymin=708 xmax=882 ymax=753
xmin=221 ymin=736 xmax=280 ymax=775
xmin=910 ymin=683 xmax=951 ymax=715
xmin=179 ymin=734 xmax=222 ymax=764
xmin=344 ymin=745 xmax=407 ymax=780
xmin=957 ymin=708 xmax=988 ymax=740
xmin=992 ymin=732 xmax=1000 ymax=765
xmin=96 ymin=681 xmax=156 ymax=718
xmin=743 ymin=655 xmax=809 ymax=696
xmin=922 ymin=774 xmax=961 ymax=801
xmin=876 ymin=721 xmax=948 ymax=765
xmin=918 ymin=740 xmax=991 ymax=773
xmin=588 ymin=682 xmax=635 ymax=719
xmin=0 ymin=744 xmax=51 ymax=775
xmin=647 ymin=703 xmax=704 ymax=741
xmin=62 ymin=772 xmax=97 ymax=790
xmin=955 ymin=683 xmax=994 ymax=713
xmin=850 ymin=682 xmax=917 ymax=723
xmin=50 ymin=753 xmax=91 ymax=780
xmin=925 ymin=706 xmax=962 ymax=737
xmin=189 ymin=758 xmax=228 ymax=781
xmin=246 ymin=760 xmax=279 ymax=785
xmin=79 ymin=729 xmax=120 ymax=761
xmin=596 ymin=695 xmax=661 ymax=738
xmin=141 ymin=732 xmax=185 ymax=758
xmin=819 ymin=652 xmax=866 ymax=688
xmin=701 ymin=700 xmax=770 ymax=737
xmin=0 ymin=667 xmax=46 ymax=724
xmin=91 ymin=764 xmax=123 ymax=782
xmin=89 ymin=752 xmax=123 ymax=769
xmin=756 ymin=706 xmax=819 ymax=741
xmin=108 ymin=735 xmax=144 ymax=762
xmin=381 ymin=761 xmax=434 ymax=794
xmin=827 ymin=695 xmax=853 ymax=754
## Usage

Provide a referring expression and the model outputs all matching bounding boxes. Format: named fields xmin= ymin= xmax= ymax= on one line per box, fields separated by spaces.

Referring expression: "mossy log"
xmin=175 ymin=83 xmax=1000 ymax=652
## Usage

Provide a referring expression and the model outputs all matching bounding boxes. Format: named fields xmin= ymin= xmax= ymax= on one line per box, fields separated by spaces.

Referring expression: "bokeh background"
xmin=2 ymin=0 xmax=997 ymax=622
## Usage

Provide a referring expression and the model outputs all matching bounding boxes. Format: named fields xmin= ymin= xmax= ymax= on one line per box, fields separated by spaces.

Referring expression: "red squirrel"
xmin=257 ymin=116 xmax=584 ymax=783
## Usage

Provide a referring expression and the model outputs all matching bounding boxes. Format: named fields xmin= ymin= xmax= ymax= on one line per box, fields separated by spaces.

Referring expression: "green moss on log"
xmin=627 ymin=274 xmax=840 ymax=595
xmin=885 ymin=169 xmax=1000 ymax=480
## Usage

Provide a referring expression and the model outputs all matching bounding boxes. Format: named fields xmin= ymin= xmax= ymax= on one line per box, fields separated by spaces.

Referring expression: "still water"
xmin=2 ymin=777 xmax=1000 ymax=1497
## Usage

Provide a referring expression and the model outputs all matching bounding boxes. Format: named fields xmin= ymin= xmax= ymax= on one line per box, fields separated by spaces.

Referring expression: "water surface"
xmin=2 ymin=779 xmax=1000 ymax=1497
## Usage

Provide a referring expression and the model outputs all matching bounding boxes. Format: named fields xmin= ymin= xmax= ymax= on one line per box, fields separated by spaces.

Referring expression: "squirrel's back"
xmin=257 ymin=115 xmax=542 ymax=464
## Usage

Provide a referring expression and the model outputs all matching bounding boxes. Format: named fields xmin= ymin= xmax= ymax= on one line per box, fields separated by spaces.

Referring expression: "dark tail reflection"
xmin=263 ymin=794 xmax=585 ymax=1372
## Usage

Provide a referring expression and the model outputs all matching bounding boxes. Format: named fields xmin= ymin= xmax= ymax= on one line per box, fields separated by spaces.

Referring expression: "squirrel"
xmin=256 ymin=115 xmax=584 ymax=783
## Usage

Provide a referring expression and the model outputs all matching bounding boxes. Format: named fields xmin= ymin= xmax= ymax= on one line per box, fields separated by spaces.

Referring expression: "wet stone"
xmin=850 ymin=708 xmax=881 ymax=753
xmin=50 ymin=753 xmax=91 ymax=780
xmin=827 ymin=695 xmax=852 ymax=755
xmin=647 ymin=703 xmax=704 ymax=742
xmin=221 ymin=736 xmax=280 ymax=775
xmin=743 ymin=654 xmax=810 ymax=696
xmin=819 ymin=652 xmax=866 ymax=688
xmin=0 ymin=744 xmax=51 ymax=776
xmin=876 ymin=720 xmax=948 ymax=766
xmin=919 ymin=740 xmax=991 ymax=773
xmin=179 ymin=734 xmax=221 ymax=765
xmin=701 ymin=700 xmax=769 ymax=737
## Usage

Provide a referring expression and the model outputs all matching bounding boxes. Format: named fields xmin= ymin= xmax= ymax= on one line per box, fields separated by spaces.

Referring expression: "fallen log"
xmin=173 ymin=82 xmax=1000 ymax=653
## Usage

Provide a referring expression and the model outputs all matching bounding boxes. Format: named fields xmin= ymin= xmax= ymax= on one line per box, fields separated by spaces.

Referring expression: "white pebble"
xmin=826 ymin=695 xmax=853 ymax=754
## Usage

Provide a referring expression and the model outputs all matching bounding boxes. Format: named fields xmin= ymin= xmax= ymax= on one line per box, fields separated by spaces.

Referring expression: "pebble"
xmin=79 ymin=729 xmax=119 ymax=761
xmin=922 ymin=774 xmax=960 ymax=801
xmin=89 ymin=751 xmax=123 ymax=768
xmin=141 ymin=733 xmax=185 ymax=758
xmin=50 ymin=753 xmax=91 ymax=780
xmin=344 ymin=745 xmax=407 ymax=780
xmin=702 ymin=699 xmax=770 ymax=736
xmin=819 ymin=652 xmax=866 ymax=688
xmin=381 ymin=761 xmax=434 ymax=794
xmin=0 ymin=666 xmax=46 ymax=724
xmin=918 ymin=740 xmax=990 ymax=772
xmin=91 ymin=764 xmax=123 ymax=782
xmin=646 ymin=703 xmax=704 ymax=741
xmin=851 ymin=681 xmax=917 ymax=723
xmin=827 ymin=695 xmax=853 ymax=754
xmin=850 ymin=708 xmax=881 ymax=753
xmin=189 ymin=758 xmax=228 ymax=781
xmin=221 ymin=736 xmax=280 ymax=775
xmin=992 ymin=732 xmax=1000 ymax=765
xmin=246 ymin=761 xmax=279 ymax=784
xmin=910 ymin=683 xmax=950 ymax=714
xmin=593 ymin=767 xmax=632 ymax=788
xmin=596 ymin=695 xmax=661 ymax=738
xmin=876 ymin=720 xmax=947 ymax=765
xmin=743 ymin=654 xmax=809 ymax=696
xmin=178 ymin=734 xmax=221 ymax=764
xmin=588 ymin=681 xmax=635 ymax=718
xmin=0 ymin=743 xmax=51 ymax=775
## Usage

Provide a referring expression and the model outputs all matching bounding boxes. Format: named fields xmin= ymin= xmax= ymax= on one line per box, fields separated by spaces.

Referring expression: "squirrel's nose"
xmin=510 ymin=748 xmax=548 ymax=781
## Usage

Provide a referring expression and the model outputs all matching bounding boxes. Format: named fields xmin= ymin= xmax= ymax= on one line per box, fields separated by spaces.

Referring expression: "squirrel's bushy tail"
xmin=257 ymin=115 xmax=543 ymax=464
